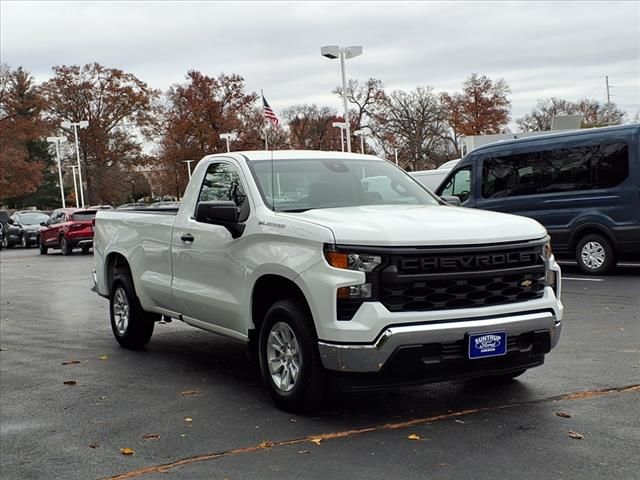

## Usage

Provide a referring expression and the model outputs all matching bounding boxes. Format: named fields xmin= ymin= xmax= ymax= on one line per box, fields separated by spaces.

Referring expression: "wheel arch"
xmin=105 ymin=252 xmax=132 ymax=296
xmin=250 ymin=274 xmax=314 ymax=347
xmin=569 ymin=223 xmax=618 ymax=253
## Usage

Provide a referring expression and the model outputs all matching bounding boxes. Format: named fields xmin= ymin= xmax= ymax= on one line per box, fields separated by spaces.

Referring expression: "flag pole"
xmin=262 ymin=89 xmax=269 ymax=150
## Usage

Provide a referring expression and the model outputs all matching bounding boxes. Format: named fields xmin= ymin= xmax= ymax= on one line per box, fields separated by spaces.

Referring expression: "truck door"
xmin=171 ymin=161 xmax=250 ymax=337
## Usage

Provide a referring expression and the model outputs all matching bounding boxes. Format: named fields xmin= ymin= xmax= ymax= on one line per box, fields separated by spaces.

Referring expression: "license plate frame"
xmin=468 ymin=331 xmax=507 ymax=359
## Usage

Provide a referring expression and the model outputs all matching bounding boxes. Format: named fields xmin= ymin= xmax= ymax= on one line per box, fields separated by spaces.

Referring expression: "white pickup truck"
xmin=93 ymin=150 xmax=563 ymax=410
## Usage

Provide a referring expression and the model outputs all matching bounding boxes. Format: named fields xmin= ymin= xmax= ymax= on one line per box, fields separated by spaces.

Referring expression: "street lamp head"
xmin=220 ymin=133 xmax=234 ymax=141
xmin=61 ymin=120 xmax=71 ymax=129
xmin=321 ymin=45 xmax=340 ymax=59
xmin=332 ymin=122 xmax=346 ymax=129
xmin=79 ymin=120 xmax=89 ymax=129
xmin=344 ymin=46 xmax=363 ymax=59
xmin=353 ymin=129 xmax=365 ymax=136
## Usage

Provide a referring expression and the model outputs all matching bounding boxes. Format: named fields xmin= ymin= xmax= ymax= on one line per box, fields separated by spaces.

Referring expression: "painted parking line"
xmin=563 ymin=277 xmax=604 ymax=282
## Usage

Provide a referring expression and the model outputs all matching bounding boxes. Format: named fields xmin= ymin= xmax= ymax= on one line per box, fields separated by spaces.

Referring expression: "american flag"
xmin=262 ymin=93 xmax=279 ymax=128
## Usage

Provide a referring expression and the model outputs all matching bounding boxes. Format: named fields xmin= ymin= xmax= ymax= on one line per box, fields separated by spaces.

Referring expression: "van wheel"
xmin=258 ymin=299 xmax=326 ymax=412
xmin=576 ymin=234 xmax=615 ymax=275
xmin=109 ymin=271 xmax=155 ymax=349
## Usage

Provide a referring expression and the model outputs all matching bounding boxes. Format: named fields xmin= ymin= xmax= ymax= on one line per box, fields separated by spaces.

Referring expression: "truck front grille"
xmin=378 ymin=242 xmax=546 ymax=313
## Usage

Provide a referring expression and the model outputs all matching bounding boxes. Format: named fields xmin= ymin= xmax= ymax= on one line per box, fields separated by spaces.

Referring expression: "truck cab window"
xmin=198 ymin=163 xmax=247 ymax=207
xmin=440 ymin=167 xmax=471 ymax=203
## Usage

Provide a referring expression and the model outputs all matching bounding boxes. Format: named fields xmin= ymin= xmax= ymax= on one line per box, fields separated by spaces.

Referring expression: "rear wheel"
xmin=60 ymin=236 xmax=72 ymax=256
xmin=81 ymin=247 xmax=90 ymax=255
xmin=576 ymin=234 xmax=615 ymax=275
xmin=109 ymin=270 xmax=155 ymax=349
xmin=38 ymin=237 xmax=48 ymax=255
xmin=258 ymin=299 xmax=326 ymax=412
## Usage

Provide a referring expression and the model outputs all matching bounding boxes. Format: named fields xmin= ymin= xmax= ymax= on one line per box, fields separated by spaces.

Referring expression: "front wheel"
xmin=109 ymin=272 xmax=154 ymax=349
xmin=20 ymin=235 xmax=28 ymax=248
xmin=38 ymin=237 xmax=48 ymax=255
xmin=576 ymin=234 xmax=615 ymax=275
xmin=258 ymin=299 xmax=326 ymax=412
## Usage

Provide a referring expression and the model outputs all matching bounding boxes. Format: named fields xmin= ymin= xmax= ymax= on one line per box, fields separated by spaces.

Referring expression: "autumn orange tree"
xmin=0 ymin=65 xmax=49 ymax=204
xmin=442 ymin=73 xmax=511 ymax=154
xmin=41 ymin=63 xmax=160 ymax=205
xmin=282 ymin=104 xmax=343 ymax=151
xmin=154 ymin=70 xmax=259 ymax=196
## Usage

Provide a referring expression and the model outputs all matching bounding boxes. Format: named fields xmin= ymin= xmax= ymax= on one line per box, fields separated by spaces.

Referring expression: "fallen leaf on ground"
xmin=89 ymin=442 xmax=100 ymax=449
xmin=310 ymin=438 xmax=323 ymax=445
xmin=454 ymin=419 xmax=465 ymax=424
xmin=298 ymin=450 xmax=310 ymax=454
xmin=568 ymin=431 xmax=584 ymax=439
xmin=143 ymin=434 xmax=161 ymax=440
xmin=407 ymin=433 xmax=422 ymax=441
xmin=99 ymin=396 xmax=108 ymax=400
xmin=179 ymin=390 xmax=201 ymax=397
xmin=258 ymin=441 xmax=275 ymax=448
xmin=184 ymin=417 xmax=193 ymax=422
xmin=555 ymin=412 xmax=571 ymax=418
xmin=120 ymin=447 xmax=135 ymax=456
xmin=99 ymin=355 xmax=108 ymax=361
xmin=62 ymin=360 xmax=81 ymax=365
xmin=63 ymin=380 xmax=77 ymax=386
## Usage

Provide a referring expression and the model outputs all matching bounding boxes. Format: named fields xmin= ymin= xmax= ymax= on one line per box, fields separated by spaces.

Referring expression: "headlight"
xmin=324 ymin=251 xmax=382 ymax=272
xmin=541 ymin=242 xmax=556 ymax=288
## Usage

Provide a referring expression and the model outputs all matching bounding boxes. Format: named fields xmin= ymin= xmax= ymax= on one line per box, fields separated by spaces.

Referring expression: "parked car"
xmin=436 ymin=124 xmax=640 ymax=274
xmin=410 ymin=159 xmax=460 ymax=191
xmin=38 ymin=208 xmax=97 ymax=255
xmin=93 ymin=150 xmax=562 ymax=411
xmin=3 ymin=211 xmax=50 ymax=248
xmin=0 ymin=210 xmax=9 ymax=250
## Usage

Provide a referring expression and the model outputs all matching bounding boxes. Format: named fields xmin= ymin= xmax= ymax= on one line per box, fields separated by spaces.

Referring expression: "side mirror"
xmin=7 ymin=218 xmax=14 ymax=225
xmin=195 ymin=201 xmax=245 ymax=238
xmin=40 ymin=222 xmax=46 ymax=227
xmin=440 ymin=195 xmax=461 ymax=206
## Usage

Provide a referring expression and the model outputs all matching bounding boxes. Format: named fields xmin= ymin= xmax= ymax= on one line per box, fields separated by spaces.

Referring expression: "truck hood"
xmin=293 ymin=205 xmax=547 ymax=246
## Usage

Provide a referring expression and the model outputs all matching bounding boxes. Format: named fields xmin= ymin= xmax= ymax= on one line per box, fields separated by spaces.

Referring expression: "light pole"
xmin=394 ymin=148 xmax=399 ymax=166
xmin=181 ymin=160 xmax=194 ymax=179
xmin=61 ymin=120 xmax=89 ymax=207
xmin=354 ymin=129 xmax=366 ymax=153
xmin=46 ymin=136 xmax=67 ymax=208
xmin=220 ymin=133 xmax=233 ymax=152
xmin=130 ymin=180 xmax=135 ymax=202
xmin=332 ymin=122 xmax=346 ymax=152
xmin=321 ymin=45 xmax=363 ymax=153
xmin=71 ymin=166 xmax=79 ymax=208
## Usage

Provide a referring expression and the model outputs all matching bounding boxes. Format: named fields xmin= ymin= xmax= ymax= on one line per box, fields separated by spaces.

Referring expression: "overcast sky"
xmin=2 ymin=1 xmax=639 ymax=128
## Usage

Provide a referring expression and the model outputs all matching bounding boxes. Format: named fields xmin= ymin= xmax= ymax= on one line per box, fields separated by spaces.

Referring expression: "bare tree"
xmin=516 ymin=97 xmax=626 ymax=131
xmin=282 ymin=104 xmax=341 ymax=150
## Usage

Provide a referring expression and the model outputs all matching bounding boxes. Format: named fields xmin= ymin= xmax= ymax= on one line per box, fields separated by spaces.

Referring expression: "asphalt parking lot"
xmin=1 ymin=248 xmax=638 ymax=480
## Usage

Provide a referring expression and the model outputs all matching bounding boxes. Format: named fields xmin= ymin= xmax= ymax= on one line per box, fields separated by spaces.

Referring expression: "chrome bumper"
xmin=318 ymin=311 xmax=561 ymax=373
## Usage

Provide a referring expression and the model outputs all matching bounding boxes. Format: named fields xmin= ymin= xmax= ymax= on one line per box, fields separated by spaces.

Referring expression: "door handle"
xmin=180 ymin=233 xmax=194 ymax=243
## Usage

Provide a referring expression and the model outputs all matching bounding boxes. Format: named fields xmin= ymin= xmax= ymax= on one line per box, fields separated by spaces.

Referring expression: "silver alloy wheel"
xmin=581 ymin=241 xmax=606 ymax=269
xmin=113 ymin=287 xmax=130 ymax=335
xmin=266 ymin=322 xmax=301 ymax=392
xmin=21 ymin=236 xmax=27 ymax=248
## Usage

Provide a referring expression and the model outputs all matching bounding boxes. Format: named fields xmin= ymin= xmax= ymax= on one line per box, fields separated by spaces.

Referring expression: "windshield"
xmin=249 ymin=158 xmax=439 ymax=212
xmin=18 ymin=213 xmax=49 ymax=225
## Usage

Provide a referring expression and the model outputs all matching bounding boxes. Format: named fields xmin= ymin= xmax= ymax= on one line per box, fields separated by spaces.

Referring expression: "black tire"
xmin=60 ymin=236 xmax=72 ymax=256
xmin=20 ymin=235 xmax=28 ymax=248
xmin=81 ymin=247 xmax=90 ymax=255
xmin=258 ymin=299 xmax=326 ymax=412
xmin=109 ymin=270 xmax=155 ymax=349
xmin=38 ymin=237 xmax=48 ymax=255
xmin=575 ymin=234 xmax=615 ymax=275
xmin=1 ymin=236 xmax=8 ymax=249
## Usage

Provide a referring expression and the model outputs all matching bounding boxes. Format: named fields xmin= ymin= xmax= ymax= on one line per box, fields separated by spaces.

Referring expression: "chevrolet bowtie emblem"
xmin=521 ymin=280 xmax=533 ymax=287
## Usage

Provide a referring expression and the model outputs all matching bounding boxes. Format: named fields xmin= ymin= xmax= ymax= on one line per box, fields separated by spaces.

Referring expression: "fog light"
xmin=337 ymin=283 xmax=372 ymax=299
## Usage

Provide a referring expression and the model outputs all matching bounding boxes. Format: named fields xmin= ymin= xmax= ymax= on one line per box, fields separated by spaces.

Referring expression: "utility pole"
xmin=605 ymin=76 xmax=611 ymax=125
xmin=61 ymin=120 xmax=89 ymax=207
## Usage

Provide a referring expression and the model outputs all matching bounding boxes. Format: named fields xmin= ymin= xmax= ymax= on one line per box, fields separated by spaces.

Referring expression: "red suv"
xmin=38 ymin=208 xmax=97 ymax=255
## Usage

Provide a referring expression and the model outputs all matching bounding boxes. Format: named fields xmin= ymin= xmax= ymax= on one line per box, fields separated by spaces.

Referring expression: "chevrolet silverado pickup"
xmin=93 ymin=150 xmax=563 ymax=410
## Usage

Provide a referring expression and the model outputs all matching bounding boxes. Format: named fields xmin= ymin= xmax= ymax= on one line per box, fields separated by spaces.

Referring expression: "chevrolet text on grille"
xmin=400 ymin=251 xmax=539 ymax=271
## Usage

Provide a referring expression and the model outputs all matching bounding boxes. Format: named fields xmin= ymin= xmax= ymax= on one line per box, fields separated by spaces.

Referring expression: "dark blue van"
xmin=436 ymin=124 xmax=640 ymax=274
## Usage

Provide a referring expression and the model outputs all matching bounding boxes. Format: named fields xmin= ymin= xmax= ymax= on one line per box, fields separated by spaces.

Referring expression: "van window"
xmin=482 ymin=143 xmax=629 ymax=198
xmin=440 ymin=167 xmax=471 ymax=202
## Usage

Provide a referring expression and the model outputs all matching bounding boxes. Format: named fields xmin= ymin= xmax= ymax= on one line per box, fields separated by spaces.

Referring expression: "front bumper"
xmin=318 ymin=310 xmax=561 ymax=373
